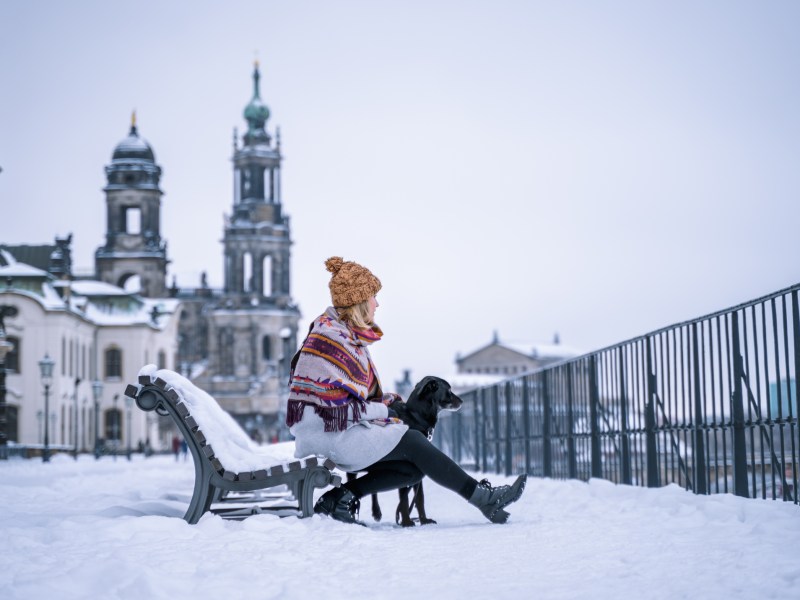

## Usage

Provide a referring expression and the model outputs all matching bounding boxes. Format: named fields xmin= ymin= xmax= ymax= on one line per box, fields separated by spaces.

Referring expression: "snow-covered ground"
xmin=1 ymin=448 xmax=798 ymax=600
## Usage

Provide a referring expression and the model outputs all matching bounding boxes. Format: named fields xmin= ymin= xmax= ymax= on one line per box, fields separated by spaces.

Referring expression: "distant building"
xmin=94 ymin=112 xmax=169 ymax=298
xmin=186 ymin=62 xmax=299 ymax=442
xmin=0 ymin=61 xmax=299 ymax=448
xmin=449 ymin=331 xmax=581 ymax=393
xmin=0 ymin=247 xmax=180 ymax=451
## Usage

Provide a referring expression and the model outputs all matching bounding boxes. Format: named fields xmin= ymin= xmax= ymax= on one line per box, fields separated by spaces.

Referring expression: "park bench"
xmin=125 ymin=365 xmax=341 ymax=524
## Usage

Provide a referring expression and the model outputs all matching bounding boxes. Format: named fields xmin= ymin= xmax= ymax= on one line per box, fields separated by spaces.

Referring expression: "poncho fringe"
xmin=286 ymin=399 xmax=366 ymax=432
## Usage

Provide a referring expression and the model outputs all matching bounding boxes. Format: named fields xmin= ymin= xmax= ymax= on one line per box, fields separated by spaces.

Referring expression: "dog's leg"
xmin=371 ymin=493 xmax=382 ymax=522
xmin=414 ymin=482 xmax=436 ymax=525
xmin=395 ymin=487 xmax=415 ymax=527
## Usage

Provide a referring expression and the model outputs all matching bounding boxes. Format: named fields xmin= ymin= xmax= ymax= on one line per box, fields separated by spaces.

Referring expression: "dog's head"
xmin=406 ymin=375 xmax=463 ymax=418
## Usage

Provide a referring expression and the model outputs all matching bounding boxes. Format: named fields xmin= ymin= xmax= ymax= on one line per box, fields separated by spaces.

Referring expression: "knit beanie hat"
xmin=325 ymin=256 xmax=382 ymax=308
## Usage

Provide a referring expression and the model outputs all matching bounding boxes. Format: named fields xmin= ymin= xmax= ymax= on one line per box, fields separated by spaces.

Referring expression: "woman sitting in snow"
xmin=287 ymin=256 xmax=527 ymax=525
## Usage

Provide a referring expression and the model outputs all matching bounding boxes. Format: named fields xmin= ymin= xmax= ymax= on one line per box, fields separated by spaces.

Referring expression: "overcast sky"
xmin=2 ymin=1 xmax=799 ymax=388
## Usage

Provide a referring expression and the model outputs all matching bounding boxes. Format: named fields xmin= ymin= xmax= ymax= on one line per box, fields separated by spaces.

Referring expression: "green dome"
xmin=244 ymin=63 xmax=270 ymax=130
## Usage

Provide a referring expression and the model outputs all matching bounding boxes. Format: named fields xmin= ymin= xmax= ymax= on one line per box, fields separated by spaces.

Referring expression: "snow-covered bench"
xmin=125 ymin=365 xmax=341 ymax=524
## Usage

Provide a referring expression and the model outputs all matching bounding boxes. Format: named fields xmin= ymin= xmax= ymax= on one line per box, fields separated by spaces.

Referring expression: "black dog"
xmin=349 ymin=375 xmax=463 ymax=527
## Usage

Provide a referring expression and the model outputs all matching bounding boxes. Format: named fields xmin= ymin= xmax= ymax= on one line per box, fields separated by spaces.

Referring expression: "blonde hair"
xmin=337 ymin=299 xmax=373 ymax=330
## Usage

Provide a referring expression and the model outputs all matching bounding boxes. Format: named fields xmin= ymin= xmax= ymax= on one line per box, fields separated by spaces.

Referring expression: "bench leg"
xmin=185 ymin=472 xmax=216 ymax=524
xmin=297 ymin=466 xmax=337 ymax=518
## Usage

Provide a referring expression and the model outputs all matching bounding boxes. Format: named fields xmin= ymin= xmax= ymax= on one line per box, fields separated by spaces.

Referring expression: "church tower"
xmin=95 ymin=114 xmax=168 ymax=297
xmin=196 ymin=62 xmax=299 ymax=437
xmin=225 ymin=62 xmax=291 ymax=300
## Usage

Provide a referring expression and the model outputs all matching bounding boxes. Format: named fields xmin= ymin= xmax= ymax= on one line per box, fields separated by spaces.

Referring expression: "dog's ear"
xmin=424 ymin=379 xmax=439 ymax=394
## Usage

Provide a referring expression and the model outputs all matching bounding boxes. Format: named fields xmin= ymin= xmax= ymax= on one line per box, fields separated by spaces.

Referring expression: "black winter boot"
xmin=314 ymin=487 xmax=365 ymax=526
xmin=468 ymin=475 xmax=527 ymax=524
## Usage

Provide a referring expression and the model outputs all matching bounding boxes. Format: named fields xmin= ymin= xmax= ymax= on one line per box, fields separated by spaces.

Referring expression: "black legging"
xmin=343 ymin=429 xmax=477 ymax=500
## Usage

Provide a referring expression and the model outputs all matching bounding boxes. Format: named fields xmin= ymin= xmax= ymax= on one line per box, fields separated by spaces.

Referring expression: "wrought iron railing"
xmin=435 ymin=284 xmax=800 ymax=503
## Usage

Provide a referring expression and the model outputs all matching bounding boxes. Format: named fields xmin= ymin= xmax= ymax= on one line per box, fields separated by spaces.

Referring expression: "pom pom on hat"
xmin=325 ymin=256 xmax=382 ymax=308
xmin=325 ymin=256 xmax=345 ymax=275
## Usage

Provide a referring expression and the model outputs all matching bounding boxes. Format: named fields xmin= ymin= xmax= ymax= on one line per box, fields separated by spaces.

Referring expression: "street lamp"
xmin=125 ymin=395 xmax=132 ymax=461
xmin=92 ymin=380 xmax=103 ymax=459
xmin=0 ymin=304 xmax=18 ymax=460
xmin=112 ymin=393 xmax=119 ymax=461
xmin=0 ymin=337 xmax=12 ymax=461
xmin=38 ymin=353 xmax=55 ymax=463
xmin=73 ymin=377 xmax=81 ymax=460
xmin=82 ymin=397 xmax=88 ymax=452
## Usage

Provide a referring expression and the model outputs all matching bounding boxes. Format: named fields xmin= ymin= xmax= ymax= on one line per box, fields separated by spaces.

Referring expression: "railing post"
xmin=480 ymin=388 xmax=488 ymax=473
xmin=645 ymin=337 xmax=660 ymax=487
xmin=589 ymin=355 xmax=602 ymax=478
xmin=542 ymin=371 xmax=552 ymax=478
xmin=493 ymin=385 xmax=501 ymax=474
xmin=472 ymin=391 xmax=480 ymax=472
xmin=691 ymin=322 xmax=708 ymax=494
xmin=791 ymin=292 xmax=800 ymax=504
xmin=522 ymin=375 xmax=532 ymax=475
xmin=567 ymin=363 xmax=577 ymax=479
xmin=505 ymin=381 xmax=513 ymax=476
xmin=730 ymin=311 xmax=750 ymax=498
xmin=452 ymin=394 xmax=462 ymax=465
xmin=618 ymin=347 xmax=632 ymax=485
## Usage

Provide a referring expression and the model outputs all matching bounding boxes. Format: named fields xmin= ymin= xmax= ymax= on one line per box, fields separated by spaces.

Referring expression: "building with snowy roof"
xmin=0 ymin=248 xmax=180 ymax=453
xmin=0 ymin=61 xmax=300 ymax=450
xmin=448 ymin=331 xmax=582 ymax=393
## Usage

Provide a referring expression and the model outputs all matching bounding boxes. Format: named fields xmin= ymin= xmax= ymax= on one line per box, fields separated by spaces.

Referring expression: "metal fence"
xmin=435 ymin=284 xmax=800 ymax=504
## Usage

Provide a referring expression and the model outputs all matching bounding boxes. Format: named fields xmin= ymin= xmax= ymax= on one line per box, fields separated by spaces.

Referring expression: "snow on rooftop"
xmin=503 ymin=340 xmax=583 ymax=359
xmin=444 ymin=372 xmax=506 ymax=391
xmin=71 ymin=279 xmax=133 ymax=296
xmin=0 ymin=262 xmax=49 ymax=278
xmin=0 ymin=249 xmax=17 ymax=265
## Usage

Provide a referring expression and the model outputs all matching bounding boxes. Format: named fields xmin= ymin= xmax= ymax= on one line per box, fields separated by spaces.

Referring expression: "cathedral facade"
xmin=0 ymin=62 xmax=299 ymax=450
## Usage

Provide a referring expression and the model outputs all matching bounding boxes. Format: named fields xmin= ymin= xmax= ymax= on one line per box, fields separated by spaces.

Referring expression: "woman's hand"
xmin=381 ymin=392 xmax=402 ymax=406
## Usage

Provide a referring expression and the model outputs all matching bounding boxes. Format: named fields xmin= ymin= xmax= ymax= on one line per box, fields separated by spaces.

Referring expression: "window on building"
xmin=105 ymin=347 xmax=122 ymax=379
xmin=243 ymin=252 xmax=253 ymax=293
xmin=157 ymin=350 xmax=166 ymax=369
xmin=125 ymin=207 xmax=141 ymax=234
xmin=262 ymin=336 xmax=271 ymax=360
xmin=104 ymin=408 xmax=122 ymax=441
xmin=6 ymin=406 xmax=18 ymax=442
xmin=5 ymin=336 xmax=20 ymax=373
xmin=262 ymin=255 xmax=273 ymax=296
xmin=219 ymin=329 xmax=234 ymax=375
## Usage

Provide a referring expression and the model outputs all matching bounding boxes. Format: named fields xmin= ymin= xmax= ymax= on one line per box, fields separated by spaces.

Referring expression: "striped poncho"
xmin=287 ymin=307 xmax=385 ymax=432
